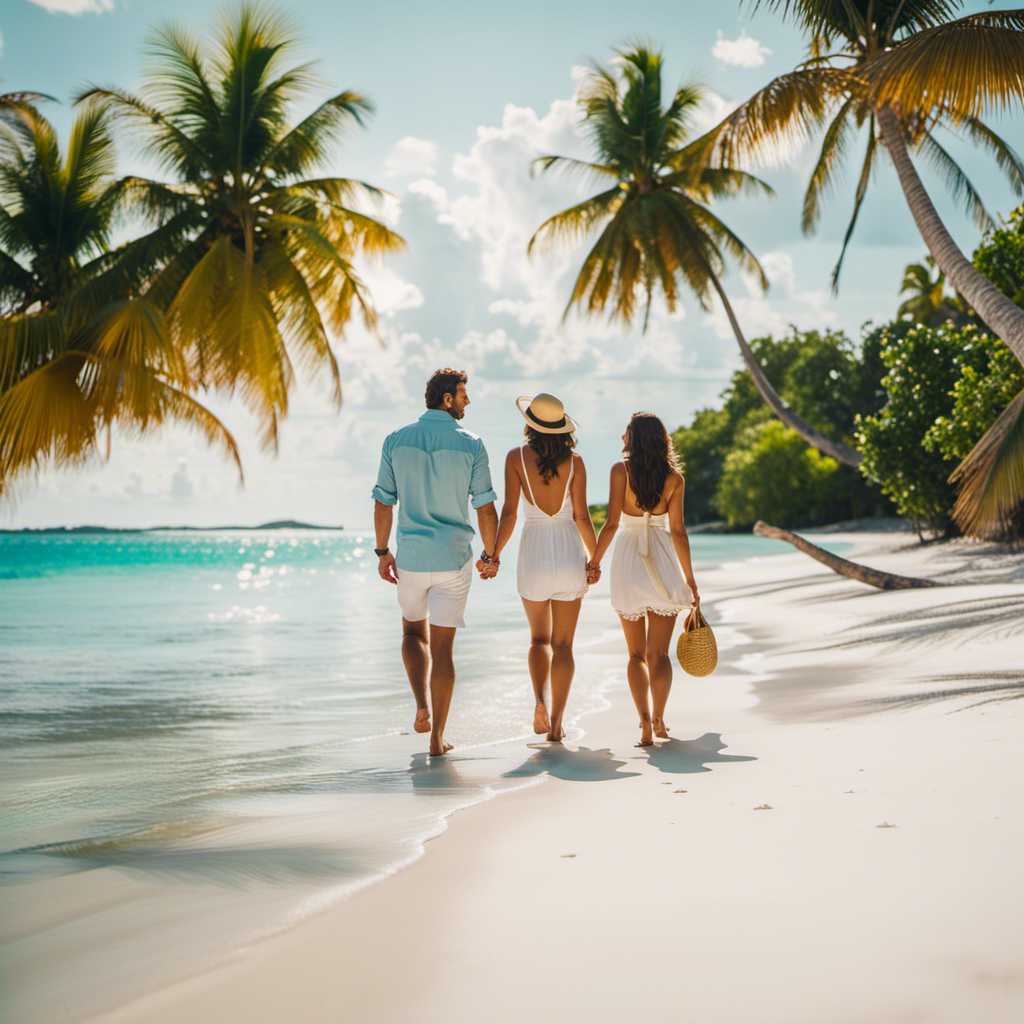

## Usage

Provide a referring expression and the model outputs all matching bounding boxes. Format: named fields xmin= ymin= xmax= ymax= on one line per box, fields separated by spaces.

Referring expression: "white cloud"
xmin=0 ymin=31 xmax=4 ymax=54
xmin=169 ymin=459 xmax=195 ymax=502
xmin=384 ymin=137 xmax=439 ymax=179
xmin=750 ymin=250 xmax=796 ymax=296
xmin=27 ymin=0 xmax=113 ymax=13
xmin=712 ymin=31 xmax=772 ymax=68
xmin=359 ymin=265 xmax=425 ymax=317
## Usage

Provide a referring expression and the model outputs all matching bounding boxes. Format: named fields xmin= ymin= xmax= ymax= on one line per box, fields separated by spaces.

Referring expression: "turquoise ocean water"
xmin=0 ymin=528 xmax=817 ymax=1023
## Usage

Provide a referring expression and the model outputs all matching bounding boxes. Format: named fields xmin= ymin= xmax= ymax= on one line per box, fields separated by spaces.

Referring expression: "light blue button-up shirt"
xmin=372 ymin=409 xmax=498 ymax=572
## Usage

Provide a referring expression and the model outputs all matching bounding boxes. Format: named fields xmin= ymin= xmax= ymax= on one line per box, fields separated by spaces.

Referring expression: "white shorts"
xmin=395 ymin=561 xmax=473 ymax=628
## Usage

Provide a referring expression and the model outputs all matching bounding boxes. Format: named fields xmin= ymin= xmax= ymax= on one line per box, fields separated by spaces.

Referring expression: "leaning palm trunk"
xmin=949 ymin=387 xmax=1024 ymax=540
xmin=753 ymin=521 xmax=944 ymax=589
xmin=876 ymin=105 xmax=1024 ymax=368
xmin=710 ymin=277 xmax=862 ymax=467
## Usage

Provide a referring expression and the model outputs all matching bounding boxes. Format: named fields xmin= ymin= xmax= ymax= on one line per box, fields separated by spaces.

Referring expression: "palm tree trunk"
xmin=753 ymin=521 xmax=944 ymax=589
xmin=709 ymin=275 xmax=863 ymax=467
xmin=876 ymin=104 xmax=1024 ymax=368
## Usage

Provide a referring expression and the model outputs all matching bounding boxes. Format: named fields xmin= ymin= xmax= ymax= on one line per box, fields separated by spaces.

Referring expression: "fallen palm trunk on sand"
xmin=753 ymin=521 xmax=945 ymax=590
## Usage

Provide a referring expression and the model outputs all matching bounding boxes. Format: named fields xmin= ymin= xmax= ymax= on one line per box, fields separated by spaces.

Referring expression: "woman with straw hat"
xmin=488 ymin=393 xmax=599 ymax=742
xmin=588 ymin=412 xmax=699 ymax=747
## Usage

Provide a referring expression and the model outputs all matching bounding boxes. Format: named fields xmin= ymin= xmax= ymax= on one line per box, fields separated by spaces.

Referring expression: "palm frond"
xmin=955 ymin=116 xmax=1024 ymax=197
xmin=950 ymin=387 xmax=1024 ymax=539
xmin=830 ymin=118 xmax=877 ymax=293
xmin=259 ymin=91 xmax=372 ymax=179
xmin=863 ymin=9 xmax=1024 ymax=121
xmin=694 ymin=67 xmax=847 ymax=170
xmin=528 ymin=187 xmax=622 ymax=256
xmin=915 ymin=130 xmax=992 ymax=233
xmin=530 ymin=154 xmax=619 ymax=186
xmin=802 ymin=96 xmax=856 ymax=234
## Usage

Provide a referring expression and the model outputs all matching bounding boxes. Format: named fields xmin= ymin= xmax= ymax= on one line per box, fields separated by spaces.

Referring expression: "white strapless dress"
xmin=516 ymin=449 xmax=588 ymax=603
xmin=610 ymin=512 xmax=692 ymax=620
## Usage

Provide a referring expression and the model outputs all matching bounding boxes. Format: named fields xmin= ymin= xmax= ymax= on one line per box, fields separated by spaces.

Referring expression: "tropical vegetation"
xmin=0 ymin=3 xmax=401 ymax=504
xmin=528 ymin=45 xmax=860 ymax=467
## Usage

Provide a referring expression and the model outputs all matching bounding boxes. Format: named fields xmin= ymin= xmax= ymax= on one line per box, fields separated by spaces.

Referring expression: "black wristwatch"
xmin=480 ymin=551 xmax=499 ymax=564
xmin=374 ymin=547 xmax=390 ymax=557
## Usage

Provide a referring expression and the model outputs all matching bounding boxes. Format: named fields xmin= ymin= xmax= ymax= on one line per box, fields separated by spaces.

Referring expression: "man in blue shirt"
xmin=373 ymin=368 xmax=499 ymax=756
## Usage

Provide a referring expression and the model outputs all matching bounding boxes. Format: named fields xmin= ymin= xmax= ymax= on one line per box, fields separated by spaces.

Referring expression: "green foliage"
xmin=671 ymin=326 xmax=889 ymax=526
xmin=926 ymin=344 xmax=1024 ymax=462
xmin=716 ymin=421 xmax=844 ymax=529
xmin=972 ymin=203 xmax=1024 ymax=308
xmin=588 ymin=503 xmax=608 ymax=530
xmin=856 ymin=322 xmax=1004 ymax=536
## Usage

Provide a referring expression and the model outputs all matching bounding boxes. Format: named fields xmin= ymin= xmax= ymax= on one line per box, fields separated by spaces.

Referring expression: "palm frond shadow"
xmin=853 ymin=671 xmax=1024 ymax=715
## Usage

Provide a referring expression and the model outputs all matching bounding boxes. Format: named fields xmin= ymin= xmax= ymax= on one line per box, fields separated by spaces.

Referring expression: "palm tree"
xmin=0 ymin=101 xmax=238 ymax=504
xmin=863 ymin=7 xmax=1024 ymax=364
xmin=529 ymin=46 xmax=861 ymax=467
xmin=898 ymin=255 xmax=967 ymax=326
xmin=704 ymin=1 xmax=1024 ymax=358
xmin=81 ymin=2 xmax=405 ymax=450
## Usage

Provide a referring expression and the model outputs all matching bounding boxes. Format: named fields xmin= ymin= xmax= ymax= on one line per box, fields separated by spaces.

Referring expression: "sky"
xmin=1 ymin=0 xmax=1020 ymax=529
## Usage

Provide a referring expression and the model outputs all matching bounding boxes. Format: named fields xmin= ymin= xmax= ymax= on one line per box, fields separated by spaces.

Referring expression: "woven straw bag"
xmin=676 ymin=605 xmax=717 ymax=677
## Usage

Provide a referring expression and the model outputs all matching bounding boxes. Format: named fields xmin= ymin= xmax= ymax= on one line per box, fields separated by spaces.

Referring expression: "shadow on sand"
xmin=638 ymin=733 xmax=757 ymax=775
xmin=502 ymin=744 xmax=640 ymax=782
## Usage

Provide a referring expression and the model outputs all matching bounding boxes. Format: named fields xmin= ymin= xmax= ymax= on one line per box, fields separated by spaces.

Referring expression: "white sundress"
xmin=516 ymin=448 xmax=588 ymax=603
xmin=610 ymin=511 xmax=692 ymax=621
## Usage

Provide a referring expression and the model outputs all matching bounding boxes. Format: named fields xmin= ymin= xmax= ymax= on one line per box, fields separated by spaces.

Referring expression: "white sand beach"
xmin=88 ymin=529 xmax=1024 ymax=1024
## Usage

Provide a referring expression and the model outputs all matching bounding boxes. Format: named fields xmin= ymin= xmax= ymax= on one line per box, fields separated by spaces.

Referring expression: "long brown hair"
xmin=623 ymin=412 xmax=679 ymax=511
xmin=524 ymin=426 xmax=575 ymax=483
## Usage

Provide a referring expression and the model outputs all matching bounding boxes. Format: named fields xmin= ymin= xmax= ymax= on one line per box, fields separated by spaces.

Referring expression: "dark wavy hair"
xmin=425 ymin=367 xmax=467 ymax=409
xmin=623 ymin=412 xmax=680 ymax=512
xmin=524 ymin=426 xmax=575 ymax=483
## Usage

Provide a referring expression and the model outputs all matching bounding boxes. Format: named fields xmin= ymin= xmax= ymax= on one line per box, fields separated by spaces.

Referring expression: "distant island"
xmin=0 ymin=520 xmax=343 ymax=534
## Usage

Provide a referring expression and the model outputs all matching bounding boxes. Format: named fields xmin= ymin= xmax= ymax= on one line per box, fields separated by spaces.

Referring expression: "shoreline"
xmin=85 ymin=529 xmax=1024 ymax=1024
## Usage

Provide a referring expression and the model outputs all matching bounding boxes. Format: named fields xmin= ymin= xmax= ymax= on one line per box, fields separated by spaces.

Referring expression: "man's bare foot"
xmin=429 ymin=739 xmax=453 ymax=756
xmin=533 ymin=702 xmax=551 ymax=735
xmin=546 ymin=727 xmax=566 ymax=742
xmin=636 ymin=718 xmax=654 ymax=747
xmin=652 ymin=718 xmax=670 ymax=739
xmin=414 ymin=709 xmax=431 ymax=733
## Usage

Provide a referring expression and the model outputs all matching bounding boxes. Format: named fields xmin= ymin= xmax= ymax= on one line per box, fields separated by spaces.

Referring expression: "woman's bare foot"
xmin=546 ymin=727 xmax=566 ymax=742
xmin=636 ymin=718 xmax=654 ymax=747
xmin=533 ymin=702 xmax=551 ymax=735
xmin=652 ymin=718 xmax=670 ymax=739
xmin=414 ymin=709 xmax=431 ymax=733
xmin=429 ymin=738 xmax=453 ymax=756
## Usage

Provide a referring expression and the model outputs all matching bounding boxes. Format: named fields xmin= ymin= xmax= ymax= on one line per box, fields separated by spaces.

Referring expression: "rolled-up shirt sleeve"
xmin=371 ymin=438 xmax=398 ymax=505
xmin=469 ymin=441 xmax=498 ymax=508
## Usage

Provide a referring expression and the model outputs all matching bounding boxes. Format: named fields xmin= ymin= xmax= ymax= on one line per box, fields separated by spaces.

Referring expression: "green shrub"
xmin=926 ymin=345 xmax=1024 ymax=462
xmin=856 ymin=323 xmax=1000 ymax=537
xmin=715 ymin=421 xmax=843 ymax=529
xmin=972 ymin=204 xmax=1024 ymax=308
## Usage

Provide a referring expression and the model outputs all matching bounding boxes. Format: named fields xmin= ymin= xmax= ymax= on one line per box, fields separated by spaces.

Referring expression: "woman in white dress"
xmin=489 ymin=394 xmax=599 ymax=742
xmin=588 ymin=412 xmax=699 ymax=747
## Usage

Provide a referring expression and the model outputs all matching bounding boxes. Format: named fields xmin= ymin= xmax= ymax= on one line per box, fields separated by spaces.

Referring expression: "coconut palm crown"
xmin=530 ymin=45 xmax=861 ymax=466
xmin=0 ymin=102 xmax=238 ymax=504
xmin=81 ymin=2 xmax=405 ymax=449
xmin=704 ymin=1 xmax=1024 ymax=293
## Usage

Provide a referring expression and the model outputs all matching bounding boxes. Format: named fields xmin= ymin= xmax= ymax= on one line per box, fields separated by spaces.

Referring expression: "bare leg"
xmin=401 ymin=617 xmax=431 ymax=732
xmin=647 ymin=612 xmax=678 ymax=738
xmin=619 ymin=616 xmax=653 ymax=746
xmin=428 ymin=625 xmax=457 ymax=756
xmin=547 ymin=598 xmax=582 ymax=741
xmin=521 ymin=598 xmax=552 ymax=734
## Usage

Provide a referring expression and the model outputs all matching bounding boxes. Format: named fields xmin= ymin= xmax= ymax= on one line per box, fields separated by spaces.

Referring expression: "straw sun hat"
xmin=516 ymin=393 xmax=578 ymax=434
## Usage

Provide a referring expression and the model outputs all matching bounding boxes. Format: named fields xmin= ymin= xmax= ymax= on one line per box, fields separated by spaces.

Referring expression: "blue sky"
xmin=1 ymin=0 xmax=1020 ymax=528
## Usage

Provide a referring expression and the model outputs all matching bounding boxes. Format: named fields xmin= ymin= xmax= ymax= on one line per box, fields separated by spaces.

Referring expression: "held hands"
xmin=378 ymin=552 xmax=399 ymax=585
xmin=476 ymin=553 xmax=500 ymax=580
xmin=586 ymin=562 xmax=601 ymax=585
